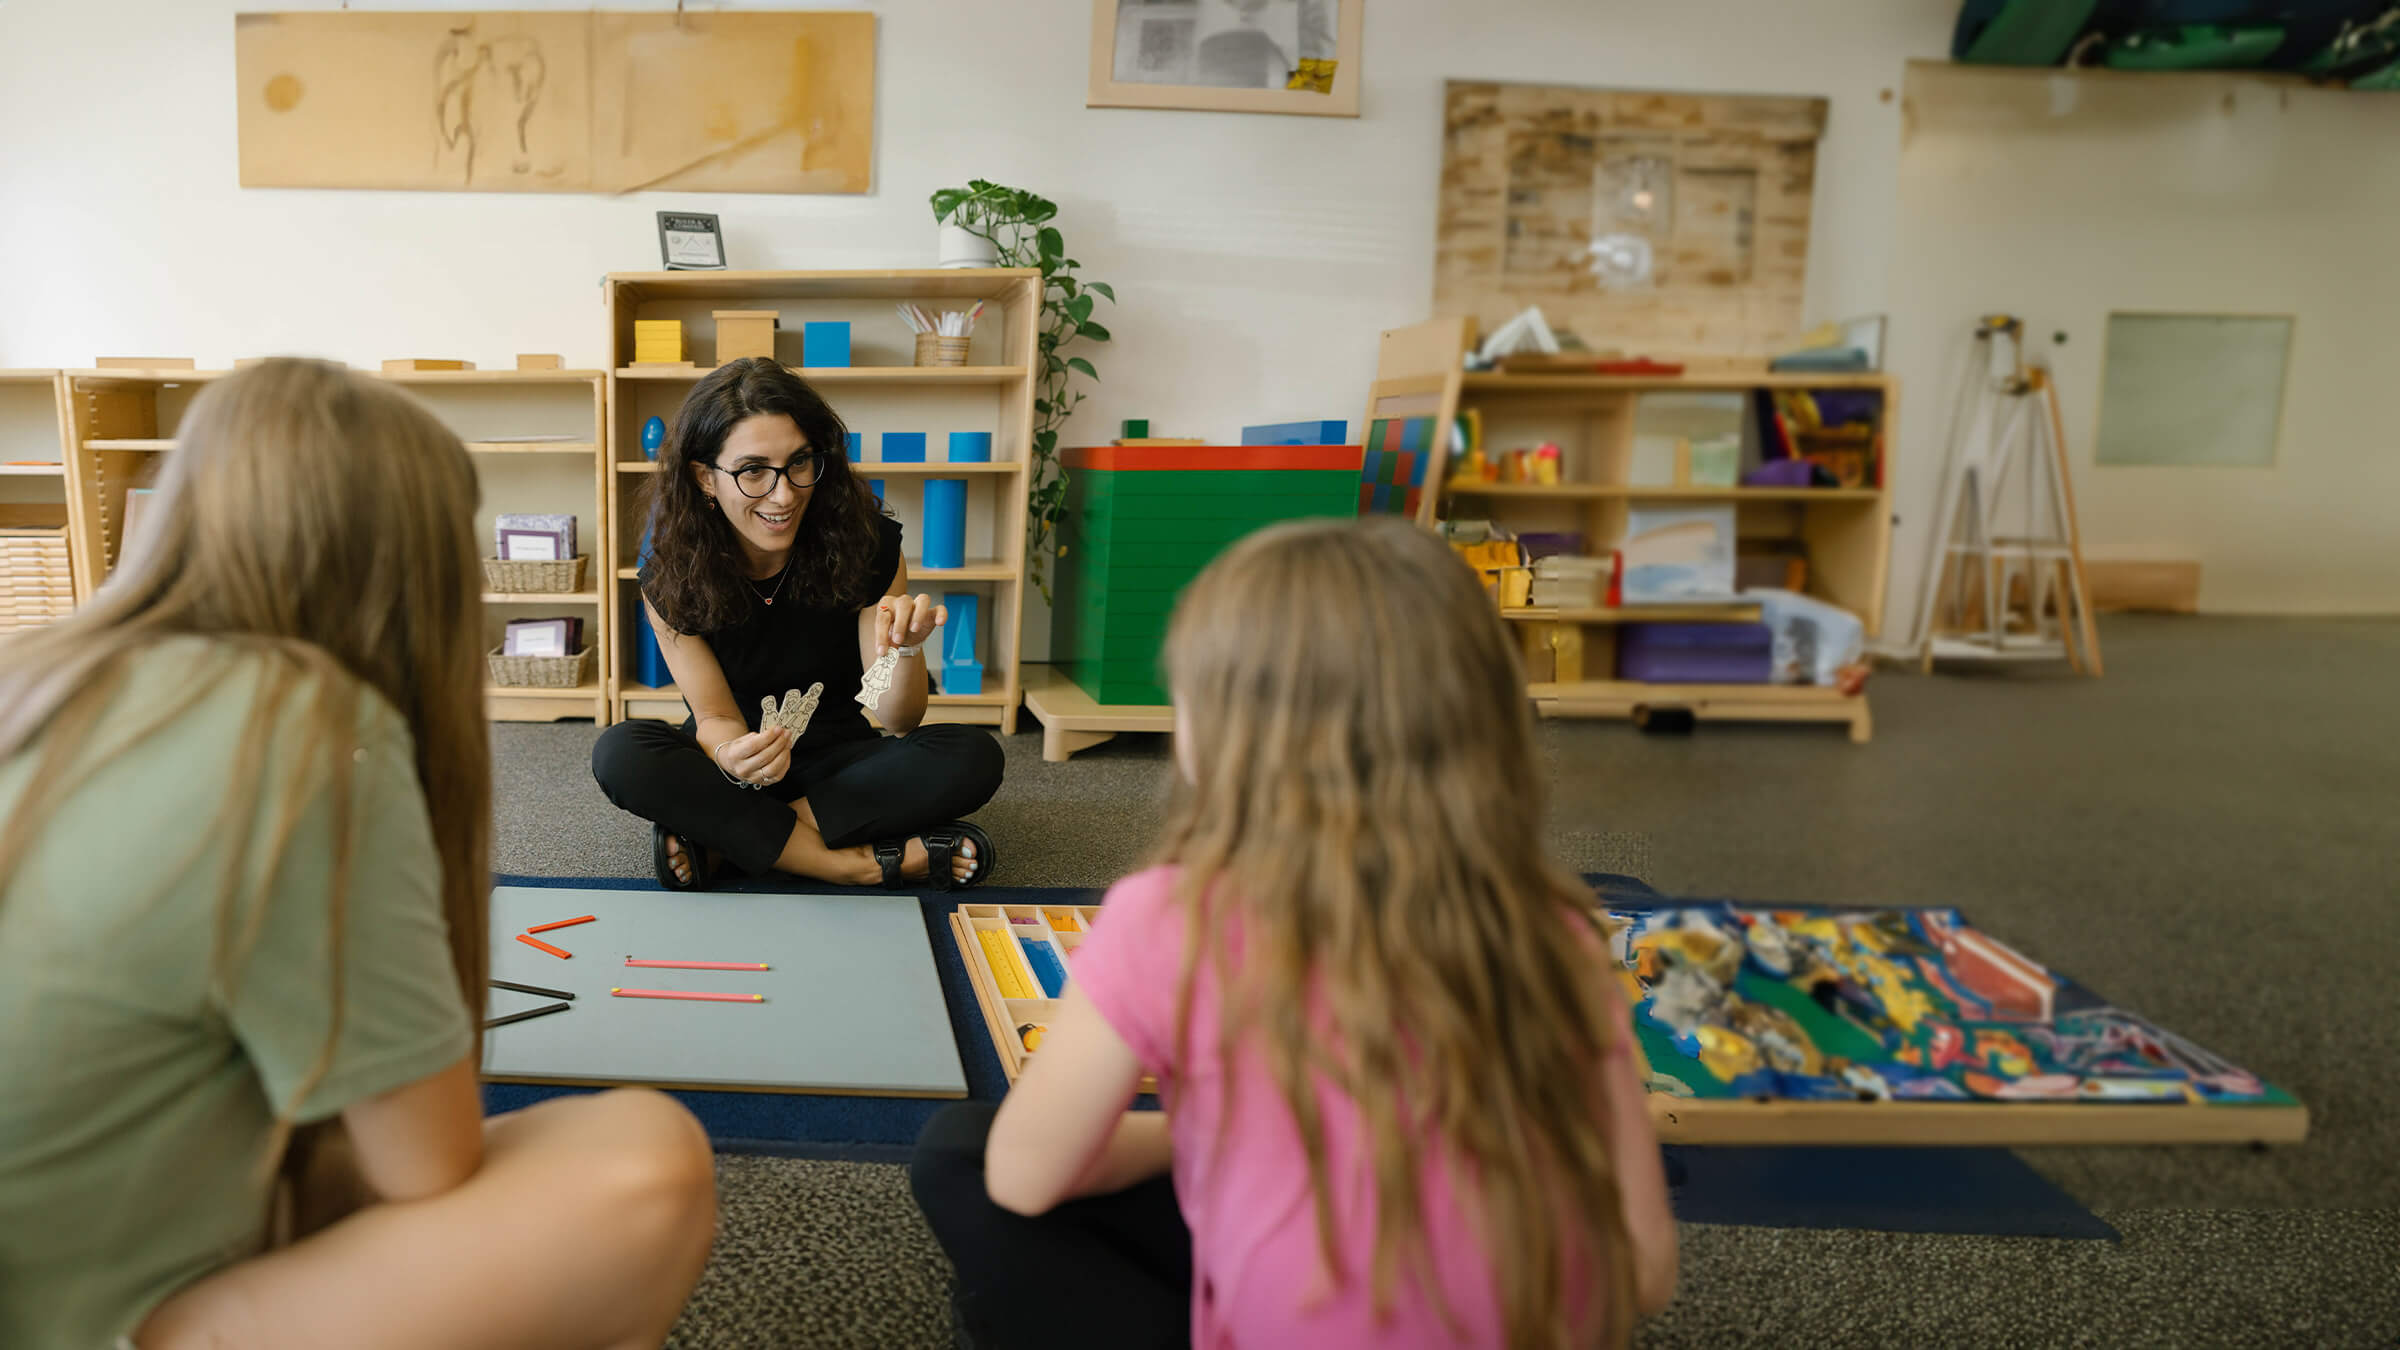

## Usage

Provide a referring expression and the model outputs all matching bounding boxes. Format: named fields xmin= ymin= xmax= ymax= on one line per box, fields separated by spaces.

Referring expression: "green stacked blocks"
xmin=1054 ymin=448 xmax=1361 ymax=705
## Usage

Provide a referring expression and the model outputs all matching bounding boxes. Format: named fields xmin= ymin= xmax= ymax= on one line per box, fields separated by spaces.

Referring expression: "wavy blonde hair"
xmin=0 ymin=359 xmax=491 ymax=1165
xmin=1158 ymin=517 xmax=1633 ymax=1349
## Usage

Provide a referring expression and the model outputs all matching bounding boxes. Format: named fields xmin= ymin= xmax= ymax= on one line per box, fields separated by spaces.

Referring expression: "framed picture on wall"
xmin=656 ymin=211 xmax=727 ymax=270
xmin=1087 ymin=0 xmax=1361 ymax=117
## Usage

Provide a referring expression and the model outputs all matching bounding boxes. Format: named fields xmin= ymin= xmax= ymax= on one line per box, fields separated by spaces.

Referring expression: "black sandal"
xmin=652 ymin=823 xmax=717 ymax=892
xmin=872 ymin=820 xmax=994 ymax=891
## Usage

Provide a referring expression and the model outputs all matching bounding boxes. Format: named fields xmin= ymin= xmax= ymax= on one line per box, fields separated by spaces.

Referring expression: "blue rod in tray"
xmin=1017 ymin=935 xmax=1068 ymax=999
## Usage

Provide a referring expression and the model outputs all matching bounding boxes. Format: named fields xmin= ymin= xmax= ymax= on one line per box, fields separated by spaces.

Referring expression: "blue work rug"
xmin=483 ymin=873 xmax=2109 ymax=1238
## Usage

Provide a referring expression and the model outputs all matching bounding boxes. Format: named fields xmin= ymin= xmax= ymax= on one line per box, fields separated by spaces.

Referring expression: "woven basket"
xmin=486 ymin=645 xmax=595 ymax=689
xmin=482 ymin=555 xmax=587 ymax=594
xmin=914 ymin=333 xmax=970 ymax=367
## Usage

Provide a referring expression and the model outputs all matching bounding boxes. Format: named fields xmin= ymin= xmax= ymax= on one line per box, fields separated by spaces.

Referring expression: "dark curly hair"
xmin=640 ymin=358 xmax=889 ymax=634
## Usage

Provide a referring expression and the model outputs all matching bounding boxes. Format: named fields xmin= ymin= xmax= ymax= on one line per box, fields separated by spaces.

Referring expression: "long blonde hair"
xmin=1158 ymin=517 xmax=1633 ymax=1349
xmin=0 ymin=359 xmax=492 ymax=1139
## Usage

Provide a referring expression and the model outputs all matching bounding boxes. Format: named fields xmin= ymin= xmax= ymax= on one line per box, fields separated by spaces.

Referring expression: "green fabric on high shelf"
xmin=2106 ymin=24 xmax=2283 ymax=69
xmin=1955 ymin=0 xmax=2100 ymax=66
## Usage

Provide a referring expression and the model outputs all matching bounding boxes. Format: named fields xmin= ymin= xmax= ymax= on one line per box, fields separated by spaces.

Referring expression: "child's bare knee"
xmin=586 ymin=1090 xmax=716 ymax=1239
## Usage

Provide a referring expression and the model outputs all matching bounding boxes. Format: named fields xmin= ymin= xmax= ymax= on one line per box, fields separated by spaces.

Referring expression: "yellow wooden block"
xmin=976 ymin=927 xmax=1035 ymax=999
xmin=633 ymin=321 xmax=685 ymax=362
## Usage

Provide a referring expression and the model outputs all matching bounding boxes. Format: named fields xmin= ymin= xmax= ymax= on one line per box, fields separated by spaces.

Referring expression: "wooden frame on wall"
xmin=1086 ymin=0 xmax=1362 ymax=117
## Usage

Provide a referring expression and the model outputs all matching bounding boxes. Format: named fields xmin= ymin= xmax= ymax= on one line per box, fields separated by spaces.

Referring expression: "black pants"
xmin=590 ymin=720 xmax=1003 ymax=878
xmin=911 ymin=1102 xmax=1192 ymax=1349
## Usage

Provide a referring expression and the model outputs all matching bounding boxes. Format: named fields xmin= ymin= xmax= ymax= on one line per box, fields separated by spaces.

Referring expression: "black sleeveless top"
xmin=644 ymin=516 xmax=902 ymax=757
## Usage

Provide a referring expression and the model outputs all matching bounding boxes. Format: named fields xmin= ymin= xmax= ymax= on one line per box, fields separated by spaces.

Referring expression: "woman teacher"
xmin=593 ymin=358 xmax=1001 ymax=890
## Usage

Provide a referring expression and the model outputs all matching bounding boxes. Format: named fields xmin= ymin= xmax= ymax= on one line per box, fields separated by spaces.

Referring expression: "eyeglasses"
xmin=713 ymin=453 xmax=825 ymax=498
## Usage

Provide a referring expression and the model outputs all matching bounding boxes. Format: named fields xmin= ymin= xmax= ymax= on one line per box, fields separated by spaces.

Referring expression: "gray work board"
xmin=483 ymin=885 xmax=966 ymax=1097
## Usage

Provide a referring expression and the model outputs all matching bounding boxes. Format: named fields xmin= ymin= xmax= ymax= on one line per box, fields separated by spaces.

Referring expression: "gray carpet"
xmin=494 ymin=616 xmax=2400 ymax=1347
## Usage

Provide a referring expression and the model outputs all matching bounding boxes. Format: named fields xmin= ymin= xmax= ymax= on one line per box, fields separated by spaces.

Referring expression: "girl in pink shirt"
xmin=911 ymin=518 xmax=1676 ymax=1348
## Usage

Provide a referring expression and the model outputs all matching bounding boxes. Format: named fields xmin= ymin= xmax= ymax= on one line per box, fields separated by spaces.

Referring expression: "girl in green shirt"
xmin=0 ymin=360 xmax=717 ymax=1350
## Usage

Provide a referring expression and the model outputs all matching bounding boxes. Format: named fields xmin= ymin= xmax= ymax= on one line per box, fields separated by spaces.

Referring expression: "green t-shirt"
xmin=0 ymin=638 xmax=472 ymax=1349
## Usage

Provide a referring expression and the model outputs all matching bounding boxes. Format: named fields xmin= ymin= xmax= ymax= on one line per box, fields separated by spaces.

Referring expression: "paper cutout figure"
xmin=761 ymin=683 xmax=823 ymax=737
xmin=855 ymin=646 xmax=902 ymax=711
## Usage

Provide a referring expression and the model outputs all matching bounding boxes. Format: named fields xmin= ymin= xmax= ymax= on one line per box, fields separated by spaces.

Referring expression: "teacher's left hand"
xmin=876 ymin=594 xmax=948 ymax=655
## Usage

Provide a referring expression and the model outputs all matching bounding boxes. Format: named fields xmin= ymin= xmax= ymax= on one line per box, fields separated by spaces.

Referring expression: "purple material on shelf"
xmin=1618 ymin=623 xmax=1773 ymax=685
xmin=1744 ymin=459 xmax=1822 ymax=488
xmin=1517 ymin=531 xmax=1584 ymax=561
xmin=1812 ymin=391 xmax=1884 ymax=426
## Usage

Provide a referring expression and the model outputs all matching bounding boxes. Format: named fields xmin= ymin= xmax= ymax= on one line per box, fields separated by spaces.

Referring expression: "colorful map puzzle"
xmin=1609 ymin=902 xmax=2295 ymax=1110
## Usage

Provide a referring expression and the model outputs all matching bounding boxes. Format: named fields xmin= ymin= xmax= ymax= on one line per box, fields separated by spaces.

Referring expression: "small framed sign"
xmin=657 ymin=211 xmax=727 ymax=270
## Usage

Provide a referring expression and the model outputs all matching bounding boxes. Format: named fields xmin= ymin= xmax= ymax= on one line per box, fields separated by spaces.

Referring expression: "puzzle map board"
xmin=950 ymin=898 xmax=2306 ymax=1147
xmin=1610 ymin=902 xmax=2307 ymax=1146
xmin=485 ymin=885 xmax=966 ymax=1097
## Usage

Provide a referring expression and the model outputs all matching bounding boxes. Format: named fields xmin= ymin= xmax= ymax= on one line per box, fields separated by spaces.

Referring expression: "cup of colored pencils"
xmin=901 ymin=300 xmax=981 ymax=367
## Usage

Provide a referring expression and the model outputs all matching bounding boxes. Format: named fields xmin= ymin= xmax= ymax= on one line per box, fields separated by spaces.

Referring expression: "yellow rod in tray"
xmin=976 ymin=927 xmax=1037 ymax=999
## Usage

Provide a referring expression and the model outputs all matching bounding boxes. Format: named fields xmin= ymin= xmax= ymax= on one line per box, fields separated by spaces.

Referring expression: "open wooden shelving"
xmin=58 ymin=366 xmax=223 ymax=598
xmin=58 ymin=363 xmax=611 ymax=723
xmin=602 ymin=269 xmax=1041 ymax=731
xmin=441 ymin=369 xmax=610 ymax=724
xmin=0 ymin=370 xmax=78 ymax=633
xmin=1433 ymin=366 xmax=1896 ymax=742
xmin=1446 ymin=482 xmax=1881 ymax=503
xmin=615 ymin=364 xmax=1027 ymax=386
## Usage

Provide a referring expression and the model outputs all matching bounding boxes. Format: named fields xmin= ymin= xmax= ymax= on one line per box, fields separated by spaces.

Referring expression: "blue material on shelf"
xmin=948 ymin=431 xmax=992 ymax=463
xmin=845 ymin=431 xmax=862 ymax=461
xmin=867 ymin=478 xmax=885 ymax=503
xmin=942 ymin=591 xmax=982 ymax=695
xmin=1618 ymin=622 xmax=1774 ymax=684
xmin=641 ymin=416 xmax=665 ymax=460
xmin=923 ymin=480 xmax=966 ymax=569
xmin=632 ymin=599 xmax=672 ymax=687
xmin=1018 ymin=935 xmax=1067 ymax=998
xmin=882 ymin=432 xmax=926 ymax=464
xmin=1242 ymin=419 xmax=1348 ymax=446
xmin=802 ymin=321 xmax=851 ymax=368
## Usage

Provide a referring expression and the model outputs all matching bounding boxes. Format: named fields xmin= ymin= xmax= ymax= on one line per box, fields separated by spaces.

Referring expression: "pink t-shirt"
xmin=1074 ymin=865 xmax=1621 ymax=1349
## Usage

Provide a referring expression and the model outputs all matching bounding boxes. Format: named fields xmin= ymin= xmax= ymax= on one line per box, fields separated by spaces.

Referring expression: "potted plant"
xmin=929 ymin=179 xmax=1113 ymax=601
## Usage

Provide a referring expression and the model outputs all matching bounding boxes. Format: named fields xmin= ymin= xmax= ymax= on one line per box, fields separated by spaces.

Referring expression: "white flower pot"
xmin=936 ymin=223 xmax=999 ymax=270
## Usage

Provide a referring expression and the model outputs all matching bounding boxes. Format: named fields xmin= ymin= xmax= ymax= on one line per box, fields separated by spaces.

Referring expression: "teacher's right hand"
xmin=714 ymin=725 xmax=793 ymax=788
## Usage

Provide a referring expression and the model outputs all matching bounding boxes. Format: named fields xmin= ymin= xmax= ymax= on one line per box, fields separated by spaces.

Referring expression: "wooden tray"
xmin=947 ymin=901 xmax=1155 ymax=1094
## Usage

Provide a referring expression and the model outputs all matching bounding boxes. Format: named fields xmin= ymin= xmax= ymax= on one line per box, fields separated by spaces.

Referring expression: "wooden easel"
xmin=1913 ymin=317 xmax=2102 ymax=675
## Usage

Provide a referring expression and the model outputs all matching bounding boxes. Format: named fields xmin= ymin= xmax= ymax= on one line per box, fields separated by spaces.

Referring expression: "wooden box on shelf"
xmin=601 ymin=269 xmax=1043 ymax=732
xmin=713 ymin=310 xmax=779 ymax=362
xmin=381 ymin=359 xmax=475 ymax=374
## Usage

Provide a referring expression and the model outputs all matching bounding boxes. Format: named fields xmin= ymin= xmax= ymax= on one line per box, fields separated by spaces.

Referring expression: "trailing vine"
xmin=930 ymin=180 xmax=1113 ymax=602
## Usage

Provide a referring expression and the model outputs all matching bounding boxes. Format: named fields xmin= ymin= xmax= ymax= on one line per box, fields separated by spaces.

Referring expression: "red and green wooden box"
xmin=1054 ymin=443 xmax=1362 ymax=705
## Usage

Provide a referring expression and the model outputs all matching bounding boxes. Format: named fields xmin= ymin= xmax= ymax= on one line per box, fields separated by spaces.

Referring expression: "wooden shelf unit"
xmin=58 ymin=367 xmax=222 ymax=598
xmin=1437 ymin=369 xmax=1896 ymax=741
xmin=603 ymin=269 xmax=1041 ymax=732
xmin=0 ymin=370 xmax=78 ymax=632
xmin=435 ymin=370 xmax=610 ymax=724
xmin=58 ymin=364 xmax=611 ymax=723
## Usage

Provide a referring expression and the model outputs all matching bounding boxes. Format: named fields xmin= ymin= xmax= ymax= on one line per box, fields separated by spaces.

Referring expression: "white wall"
xmin=1886 ymin=61 xmax=2400 ymax=619
xmin=0 ymin=0 xmax=1953 ymax=647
